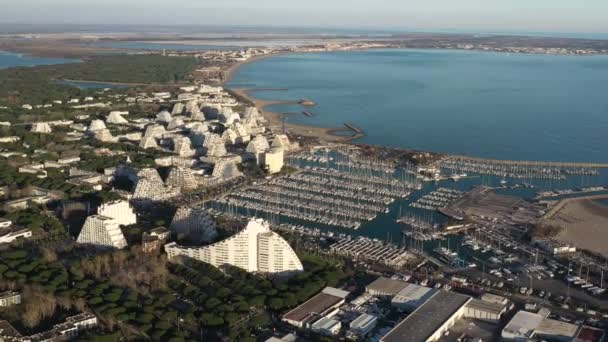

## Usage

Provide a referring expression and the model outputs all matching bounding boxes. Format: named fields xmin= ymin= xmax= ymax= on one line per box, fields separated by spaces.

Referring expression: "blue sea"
xmin=0 ymin=50 xmax=78 ymax=69
xmin=228 ymin=49 xmax=608 ymax=163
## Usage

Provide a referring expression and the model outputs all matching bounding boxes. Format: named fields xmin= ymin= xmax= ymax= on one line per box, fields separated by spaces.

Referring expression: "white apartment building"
xmin=97 ymin=200 xmax=137 ymax=226
xmin=165 ymin=218 xmax=303 ymax=275
xmin=77 ymin=215 xmax=128 ymax=249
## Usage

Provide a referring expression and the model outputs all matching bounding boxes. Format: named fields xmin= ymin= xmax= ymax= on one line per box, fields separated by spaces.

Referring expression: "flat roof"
xmin=503 ymin=311 xmax=544 ymax=337
xmin=535 ymin=318 xmax=578 ymax=339
xmin=282 ymin=293 xmax=343 ymax=323
xmin=366 ymin=277 xmax=409 ymax=296
xmin=381 ymin=291 xmax=471 ymax=342
xmin=312 ymin=317 xmax=340 ymax=330
xmin=350 ymin=313 xmax=378 ymax=330
xmin=465 ymin=298 xmax=506 ymax=315
xmin=575 ymin=325 xmax=606 ymax=342
xmin=393 ymin=283 xmax=436 ymax=303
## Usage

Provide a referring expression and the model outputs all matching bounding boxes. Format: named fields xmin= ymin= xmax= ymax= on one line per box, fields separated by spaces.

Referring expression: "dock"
xmin=344 ymin=122 xmax=364 ymax=134
xmin=447 ymin=155 xmax=608 ymax=169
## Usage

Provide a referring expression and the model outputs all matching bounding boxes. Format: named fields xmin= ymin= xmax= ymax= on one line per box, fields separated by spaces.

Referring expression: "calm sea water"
xmin=0 ymin=50 xmax=78 ymax=69
xmin=229 ymin=49 xmax=608 ymax=163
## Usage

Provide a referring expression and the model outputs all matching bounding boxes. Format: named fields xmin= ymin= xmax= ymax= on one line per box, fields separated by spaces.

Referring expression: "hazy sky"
xmin=1 ymin=0 xmax=607 ymax=33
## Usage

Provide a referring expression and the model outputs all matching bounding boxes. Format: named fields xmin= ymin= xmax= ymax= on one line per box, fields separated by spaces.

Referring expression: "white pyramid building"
xmin=165 ymin=218 xmax=303 ymax=275
xmin=98 ymin=200 xmax=137 ymax=226
xmin=170 ymin=207 xmax=217 ymax=242
xmin=106 ymin=112 xmax=129 ymax=124
xmin=144 ymin=124 xmax=166 ymax=138
xmin=171 ymin=103 xmax=185 ymax=116
xmin=88 ymin=119 xmax=107 ymax=132
xmin=156 ymin=110 xmax=173 ymax=124
xmin=133 ymin=168 xmax=179 ymax=201
xmin=139 ymin=136 xmax=158 ymax=149
xmin=271 ymin=134 xmax=292 ymax=151
xmin=166 ymin=167 xmax=198 ymax=191
xmin=30 ymin=122 xmax=52 ymax=134
xmin=77 ymin=215 xmax=128 ymax=249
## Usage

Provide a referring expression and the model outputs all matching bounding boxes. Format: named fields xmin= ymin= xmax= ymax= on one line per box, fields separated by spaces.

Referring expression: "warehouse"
xmin=311 ymin=317 xmax=341 ymax=336
xmin=463 ymin=298 xmax=508 ymax=323
xmin=365 ymin=277 xmax=409 ymax=297
xmin=381 ymin=291 xmax=471 ymax=342
xmin=502 ymin=311 xmax=579 ymax=341
xmin=348 ymin=313 xmax=378 ymax=338
xmin=282 ymin=287 xmax=349 ymax=328
xmin=391 ymin=283 xmax=437 ymax=312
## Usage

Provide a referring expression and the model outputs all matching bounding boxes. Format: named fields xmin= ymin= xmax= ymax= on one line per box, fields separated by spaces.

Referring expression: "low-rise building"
xmin=0 ymin=229 xmax=32 ymax=244
xmin=381 ymin=291 xmax=471 ymax=342
xmin=366 ymin=277 xmax=409 ymax=297
xmin=502 ymin=310 xmax=579 ymax=341
xmin=0 ymin=291 xmax=21 ymax=307
xmin=348 ymin=313 xmax=378 ymax=338
xmin=391 ymin=283 xmax=437 ymax=312
xmin=311 ymin=317 xmax=341 ymax=336
xmin=283 ymin=287 xmax=349 ymax=328
xmin=464 ymin=298 xmax=508 ymax=323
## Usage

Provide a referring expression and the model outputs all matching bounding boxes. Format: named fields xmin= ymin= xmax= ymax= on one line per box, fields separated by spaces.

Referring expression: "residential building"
xmin=77 ymin=215 xmax=128 ymax=249
xmin=0 ymin=291 xmax=21 ymax=307
xmin=97 ymin=200 xmax=137 ymax=226
xmin=165 ymin=218 xmax=302 ymax=275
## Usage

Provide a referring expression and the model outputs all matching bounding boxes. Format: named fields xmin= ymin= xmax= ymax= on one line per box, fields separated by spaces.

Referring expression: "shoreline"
xmin=229 ymin=87 xmax=361 ymax=143
xmin=224 ymin=53 xmax=365 ymax=143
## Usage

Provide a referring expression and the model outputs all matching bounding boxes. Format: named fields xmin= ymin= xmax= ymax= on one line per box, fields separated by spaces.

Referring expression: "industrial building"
xmin=311 ymin=317 xmax=341 ymax=336
xmin=165 ymin=218 xmax=303 ymax=275
xmin=463 ymin=298 xmax=509 ymax=323
xmin=391 ymin=282 xmax=437 ymax=312
xmin=348 ymin=313 xmax=378 ymax=338
xmin=365 ymin=277 xmax=409 ymax=297
xmin=381 ymin=291 xmax=472 ymax=342
xmin=574 ymin=325 xmax=606 ymax=342
xmin=283 ymin=287 xmax=350 ymax=328
xmin=502 ymin=310 xmax=579 ymax=341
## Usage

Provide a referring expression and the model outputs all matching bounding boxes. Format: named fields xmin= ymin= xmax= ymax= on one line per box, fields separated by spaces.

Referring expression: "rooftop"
xmin=283 ymin=293 xmax=344 ymax=323
xmin=465 ymin=298 xmax=506 ymax=315
xmin=366 ymin=277 xmax=409 ymax=296
xmin=381 ymin=291 xmax=471 ymax=342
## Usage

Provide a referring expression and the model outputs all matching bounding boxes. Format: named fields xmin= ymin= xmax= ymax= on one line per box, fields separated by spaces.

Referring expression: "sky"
xmin=0 ymin=0 xmax=607 ymax=34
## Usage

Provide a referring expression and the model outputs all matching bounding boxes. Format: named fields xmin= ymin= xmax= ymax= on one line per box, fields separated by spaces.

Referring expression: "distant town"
xmin=0 ymin=29 xmax=607 ymax=342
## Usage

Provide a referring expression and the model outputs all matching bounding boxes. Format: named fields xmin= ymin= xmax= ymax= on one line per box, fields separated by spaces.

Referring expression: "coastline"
xmin=224 ymin=53 xmax=364 ymax=143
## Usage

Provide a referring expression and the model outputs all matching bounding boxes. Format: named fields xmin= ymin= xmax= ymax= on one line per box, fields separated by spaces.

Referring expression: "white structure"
xmin=0 ymin=229 xmax=32 ymax=244
xmin=156 ymin=110 xmax=173 ymax=124
xmin=311 ymin=317 xmax=341 ymax=336
xmin=391 ymin=283 xmax=437 ymax=312
xmin=139 ymin=136 xmax=158 ymax=149
xmin=106 ymin=112 xmax=128 ymax=124
xmin=262 ymin=147 xmax=284 ymax=174
xmin=170 ymin=207 xmax=217 ymax=242
xmin=171 ymin=103 xmax=185 ymax=116
xmin=167 ymin=118 xmax=185 ymax=130
xmin=165 ymin=218 xmax=303 ymax=275
xmin=348 ymin=313 xmax=378 ymax=337
xmin=0 ymin=291 xmax=21 ymax=307
xmin=87 ymin=120 xmax=107 ymax=132
xmin=144 ymin=124 xmax=166 ymax=138
xmin=501 ymin=311 xmax=579 ymax=342
xmin=132 ymin=168 xmax=179 ymax=202
xmin=173 ymin=137 xmax=195 ymax=157
xmin=30 ymin=122 xmax=52 ymax=134
xmin=165 ymin=167 xmax=199 ymax=191
xmin=246 ymin=135 xmax=270 ymax=162
xmin=77 ymin=215 xmax=128 ymax=249
xmin=97 ymin=200 xmax=137 ymax=227
xmin=272 ymin=134 xmax=293 ymax=151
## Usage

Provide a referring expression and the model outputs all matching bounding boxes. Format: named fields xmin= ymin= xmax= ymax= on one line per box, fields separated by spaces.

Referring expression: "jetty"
xmin=446 ymin=155 xmax=608 ymax=169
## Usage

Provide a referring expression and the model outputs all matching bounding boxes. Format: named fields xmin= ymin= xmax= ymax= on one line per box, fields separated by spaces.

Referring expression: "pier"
xmin=446 ymin=155 xmax=608 ymax=169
